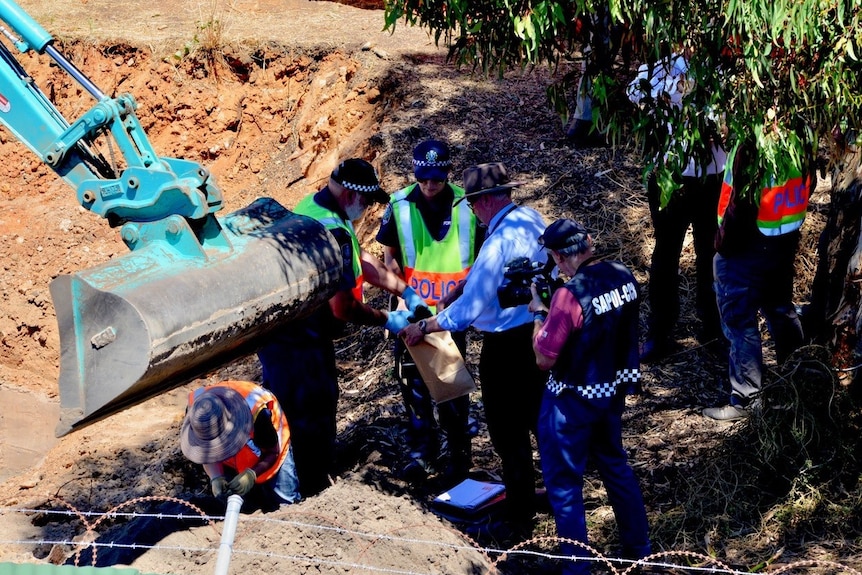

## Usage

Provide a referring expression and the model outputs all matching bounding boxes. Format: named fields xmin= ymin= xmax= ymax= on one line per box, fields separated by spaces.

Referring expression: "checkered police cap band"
xmin=331 ymin=158 xmax=382 ymax=194
xmin=340 ymin=180 xmax=381 ymax=193
xmin=412 ymin=140 xmax=452 ymax=170
xmin=412 ymin=154 xmax=452 ymax=169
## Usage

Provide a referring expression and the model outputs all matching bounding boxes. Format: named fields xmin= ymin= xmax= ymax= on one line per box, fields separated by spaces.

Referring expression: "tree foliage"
xmin=384 ymin=0 xmax=862 ymax=198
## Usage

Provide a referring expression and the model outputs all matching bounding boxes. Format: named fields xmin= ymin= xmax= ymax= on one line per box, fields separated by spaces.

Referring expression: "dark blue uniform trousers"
xmin=538 ymin=388 xmax=650 ymax=575
xmin=479 ymin=323 xmax=545 ymax=526
xmin=258 ymin=334 xmax=339 ymax=498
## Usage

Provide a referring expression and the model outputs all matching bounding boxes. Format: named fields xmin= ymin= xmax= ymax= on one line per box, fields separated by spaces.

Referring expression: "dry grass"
xmin=324 ymin=53 xmax=862 ymax=570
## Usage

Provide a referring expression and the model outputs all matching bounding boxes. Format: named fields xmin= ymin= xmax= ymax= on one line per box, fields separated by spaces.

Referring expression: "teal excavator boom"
xmin=0 ymin=1 xmax=342 ymax=435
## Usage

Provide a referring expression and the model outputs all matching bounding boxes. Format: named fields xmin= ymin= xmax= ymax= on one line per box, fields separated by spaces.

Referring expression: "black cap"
xmin=454 ymin=162 xmax=524 ymax=206
xmin=539 ymin=218 xmax=590 ymax=251
xmin=412 ymin=140 xmax=452 ymax=181
xmin=331 ymin=159 xmax=389 ymax=204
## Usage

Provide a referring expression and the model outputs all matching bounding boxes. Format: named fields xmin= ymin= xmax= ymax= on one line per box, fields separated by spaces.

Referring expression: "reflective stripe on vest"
xmin=189 ymin=381 xmax=291 ymax=484
xmin=717 ymin=148 xmax=809 ymax=236
xmin=294 ymin=194 xmax=364 ymax=302
xmin=391 ymin=184 xmax=476 ymax=305
xmin=755 ymin=175 xmax=809 ymax=235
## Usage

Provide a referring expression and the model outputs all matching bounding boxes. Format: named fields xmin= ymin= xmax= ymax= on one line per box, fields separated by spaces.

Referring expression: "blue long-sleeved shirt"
xmin=437 ymin=203 xmax=547 ymax=333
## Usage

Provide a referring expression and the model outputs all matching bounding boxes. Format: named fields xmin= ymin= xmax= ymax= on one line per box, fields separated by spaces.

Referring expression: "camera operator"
xmin=528 ymin=218 xmax=650 ymax=575
xmin=401 ymin=162 xmax=547 ymax=540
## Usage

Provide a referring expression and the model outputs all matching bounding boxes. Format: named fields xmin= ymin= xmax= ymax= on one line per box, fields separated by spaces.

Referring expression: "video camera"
xmin=497 ymin=257 xmax=562 ymax=308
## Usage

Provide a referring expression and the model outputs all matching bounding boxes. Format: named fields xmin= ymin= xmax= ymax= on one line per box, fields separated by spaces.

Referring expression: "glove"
xmin=410 ymin=305 xmax=432 ymax=321
xmin=384 ymin=310 xmax=411 ymax=333
xmin=401 ymin=286 xmax=426 ymax=313
xmin=227 ymin=469 xmax=257 ymax=497
xmin=211 ymin=476 xmax=229 ymax=500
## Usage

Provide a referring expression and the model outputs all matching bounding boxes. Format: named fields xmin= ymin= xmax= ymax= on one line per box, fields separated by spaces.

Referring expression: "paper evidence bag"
xmin=406 ymin=331 xmax=476 ymax=403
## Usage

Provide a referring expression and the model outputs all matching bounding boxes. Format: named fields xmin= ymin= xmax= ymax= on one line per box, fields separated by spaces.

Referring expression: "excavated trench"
xmin=0 ymin=32 xmax=517 ymax=574
xmin=0 ymin=40 xmax=406 ymax=480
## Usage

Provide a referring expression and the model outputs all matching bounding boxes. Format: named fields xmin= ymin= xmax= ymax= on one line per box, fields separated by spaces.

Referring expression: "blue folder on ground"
xmin=432 ymin=479 xmax=506 ymax=513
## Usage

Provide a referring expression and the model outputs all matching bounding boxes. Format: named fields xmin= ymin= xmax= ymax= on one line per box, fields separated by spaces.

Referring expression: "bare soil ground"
xmin=0 ymin=1 xmax=852 ymax=575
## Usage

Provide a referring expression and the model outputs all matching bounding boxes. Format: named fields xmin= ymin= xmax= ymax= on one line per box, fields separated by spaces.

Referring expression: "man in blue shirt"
xmin=401 ymin=162 xmax=548 ymax=539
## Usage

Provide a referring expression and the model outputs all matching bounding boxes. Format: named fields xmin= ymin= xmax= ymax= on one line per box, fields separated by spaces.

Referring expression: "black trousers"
xmin=646 ymin=172 xmax=722 ymax=342
xmin=395 ymin=332 xmax=471 ymax=468
xmin=258 ymin=332 xmax=339 ymax=498
xmin=479 ymin=322 xmax=546 ymax=524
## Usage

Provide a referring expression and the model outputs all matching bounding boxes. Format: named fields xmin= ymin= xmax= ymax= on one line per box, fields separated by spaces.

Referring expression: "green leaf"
xmin=751 ymin=65 xmax=764 ymax=89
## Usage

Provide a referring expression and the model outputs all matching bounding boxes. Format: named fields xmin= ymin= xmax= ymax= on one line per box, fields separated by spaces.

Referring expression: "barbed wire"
xmin=3 ymin=497 xmax=861 ymax=575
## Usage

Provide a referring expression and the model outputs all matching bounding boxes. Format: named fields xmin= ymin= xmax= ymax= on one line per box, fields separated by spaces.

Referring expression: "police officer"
xmin=401 ymin=162 xmax=547 ymax=540
xmin=377 ymin=140 xmax=481 ymax=482
xmin=703 ymin=142 xmax=810 ymax=420
xmin=258 ymin=159 xmax=419 ymax=496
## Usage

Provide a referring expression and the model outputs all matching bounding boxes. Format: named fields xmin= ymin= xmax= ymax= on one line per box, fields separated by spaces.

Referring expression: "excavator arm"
xmin=0 ymin=1 xmax=221 ymax=227
xmin=0 ymin=1 xmax=343 ymax=435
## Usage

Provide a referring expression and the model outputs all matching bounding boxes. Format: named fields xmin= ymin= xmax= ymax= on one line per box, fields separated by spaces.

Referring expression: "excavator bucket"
xmin=52 ymin=198 xmax=342 ymax=436
xmin=0 ymin=0 xmax=344 ymax=435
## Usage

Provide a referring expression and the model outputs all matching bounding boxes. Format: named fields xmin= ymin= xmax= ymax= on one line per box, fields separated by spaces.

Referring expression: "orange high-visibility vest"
xmin=390 ymin=184 xmax=477 ymax=306
xmin=717 ymin=146 xmax=810 ymax=236
xmin=189 ymin=381 xmax=291 ymax=484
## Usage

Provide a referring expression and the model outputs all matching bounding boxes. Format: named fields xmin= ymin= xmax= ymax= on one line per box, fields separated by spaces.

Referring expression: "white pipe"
xmin=214 ymin=494 xmax=243 ymax=575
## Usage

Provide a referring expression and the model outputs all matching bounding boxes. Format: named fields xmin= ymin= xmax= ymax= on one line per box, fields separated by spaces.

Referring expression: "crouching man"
xmin=180 ymin=381 xmax=300 ymax=508
xmin=528 ymin=219 xmax=650 ymax=575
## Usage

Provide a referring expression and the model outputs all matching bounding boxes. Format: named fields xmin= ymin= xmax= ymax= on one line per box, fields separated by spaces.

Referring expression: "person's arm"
xmin=361 ymin=249 xmax=408 ymax=294
xmin=203 ymin=461 xmax=230 ymax=499
xmin=401 ymin=314 xmax=443 ymax=346
xmin=436 ymin=279 xmax=465 ymax=312
xmin=532 ymin=327 xmax=557 ymax=371
xmin=362 ymin=249 xmax=425 ymax=314
xmin=529 ymin=287 xmax=582 ymax=371
xmin=528 ymin=285 xmax=555 ymax=370
xmin=325 ymin=229 xmax=400 ymax=326
xmin=203 ymin=462 xmax=225 ymax=480
xmin=401 ymin=245 xmax=504 ymax=344
xmin=398 ymin=248 xmax=503 ymax=345
xmin=401 ymin=237 xmax=504 ymax=344
xmin=248 ymin=410 xmax=280 ymax=478
xmin=376 ymin=203 xmax=404 ymax=277
xmin=439 ymin=236 xmax=505 ymax=329
xmin=382 ymin=245 xmax=404 ymax=277
xmin=328 ymin=289 xmax=388 ymax=326
xmin=224 ymin=410 xmax=281 ymax=497
xmin=251 ymin=446 xmax=279 ymax=477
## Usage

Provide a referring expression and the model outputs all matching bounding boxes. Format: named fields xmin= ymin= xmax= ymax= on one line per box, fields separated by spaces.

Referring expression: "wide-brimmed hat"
xmin=180 ymin=386 xmax=253 ymax=465
xmin=331 ymin=158 xmax=389 ymax=204
xmin=454 ymin=162 xmax=524 ymax=206
xmin=412 ymin=140 xmax=452 ymax=182
xmin=539 ymin=218 xmax=590 ymax=251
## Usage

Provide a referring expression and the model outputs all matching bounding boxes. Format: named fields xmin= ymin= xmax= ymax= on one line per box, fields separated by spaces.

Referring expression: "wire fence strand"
xmin=3 ymin=498 xmax=861 ymax=575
